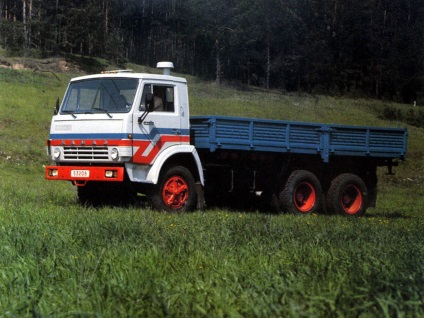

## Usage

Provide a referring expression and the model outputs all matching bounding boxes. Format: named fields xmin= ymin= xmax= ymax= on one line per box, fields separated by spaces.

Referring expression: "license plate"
xmin=71 ymin=170 xmax=90 ymax=178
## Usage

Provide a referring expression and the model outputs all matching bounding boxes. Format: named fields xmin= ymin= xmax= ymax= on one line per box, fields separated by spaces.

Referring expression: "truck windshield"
xmin=60 ymin=78 xmax=138 ymax=114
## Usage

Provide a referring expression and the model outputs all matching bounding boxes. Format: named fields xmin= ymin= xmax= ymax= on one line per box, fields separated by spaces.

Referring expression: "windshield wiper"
xmin=92 ymin=108 xmax=113 ymax=118
xmin=61 ymin=110 xmax=77 ymax=118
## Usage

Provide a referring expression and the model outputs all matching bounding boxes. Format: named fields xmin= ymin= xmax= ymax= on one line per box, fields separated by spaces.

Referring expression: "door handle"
xmin=143 ymin=121 xmax=154 ymax=125
xmin=172 ymin=129 xmax=181 ymax=135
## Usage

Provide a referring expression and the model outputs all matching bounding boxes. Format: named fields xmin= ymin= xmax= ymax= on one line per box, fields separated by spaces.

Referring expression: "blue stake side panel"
xmin=190 ymin=116 xmax=408 ymax=163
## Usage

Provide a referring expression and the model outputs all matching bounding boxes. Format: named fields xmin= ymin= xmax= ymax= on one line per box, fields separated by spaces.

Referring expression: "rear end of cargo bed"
xmin=190 ymin=115 xmax=407 ymax=164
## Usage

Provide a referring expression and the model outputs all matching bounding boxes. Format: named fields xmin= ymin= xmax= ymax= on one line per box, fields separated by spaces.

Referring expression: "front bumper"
xmin=45 ymin=166 xmax=125 ymax=184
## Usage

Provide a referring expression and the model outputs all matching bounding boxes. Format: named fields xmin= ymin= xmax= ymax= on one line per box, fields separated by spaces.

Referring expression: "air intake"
xmin=156 ymin=62 xmax=174 ymax=75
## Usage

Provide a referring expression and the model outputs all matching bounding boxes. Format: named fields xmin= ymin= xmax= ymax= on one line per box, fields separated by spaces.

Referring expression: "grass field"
xmin=0 ymin=60 xmax=423 ymax=317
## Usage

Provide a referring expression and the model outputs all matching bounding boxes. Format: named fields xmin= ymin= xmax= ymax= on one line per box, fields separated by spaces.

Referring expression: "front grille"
xmin=63 ymin=146 xmax=109 ymax=160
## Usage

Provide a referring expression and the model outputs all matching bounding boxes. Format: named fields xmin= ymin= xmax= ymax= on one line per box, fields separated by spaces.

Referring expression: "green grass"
xmin=1 ymin=167 xmax=423 ymax=317
xmin=0 ymin=64 xmax=423 ymax=317
xmin=0 ymin=68 xmax=73 ymax=165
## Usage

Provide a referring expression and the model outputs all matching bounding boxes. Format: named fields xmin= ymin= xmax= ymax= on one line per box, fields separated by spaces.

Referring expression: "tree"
xmin=0 ymin=0 xmax=422 ymax=102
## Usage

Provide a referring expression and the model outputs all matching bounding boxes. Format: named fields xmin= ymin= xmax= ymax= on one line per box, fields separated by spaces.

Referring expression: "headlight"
xmin=53 ymin=147 xmax=61 ymax=159
xmin=111 ymin=148 xmax=119 ymax=160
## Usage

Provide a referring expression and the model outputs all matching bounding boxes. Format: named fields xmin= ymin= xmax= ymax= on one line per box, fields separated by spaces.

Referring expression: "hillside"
xmin=1 ymin=57 xmax=422 ymax=181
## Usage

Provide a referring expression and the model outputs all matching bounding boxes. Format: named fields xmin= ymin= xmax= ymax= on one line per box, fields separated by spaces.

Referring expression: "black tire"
xmin=151 ymin=166 xmax=197 ymax=212
xmin=77 ymin=181 xmax=136 ymax=207
xmin=327 ymin=173 xmax=368 ymax=217
xmin=77 ymin=182 xmax=102 ymax=207
xmin=279 ymin=170 xmax=324 ymax=215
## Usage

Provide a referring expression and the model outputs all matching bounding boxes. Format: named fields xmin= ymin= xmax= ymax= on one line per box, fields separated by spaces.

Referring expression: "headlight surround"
xmin=53 ymin=147 xmax=61 ymax=159
xmin=111 ymin=148 xmax=119 ymax=160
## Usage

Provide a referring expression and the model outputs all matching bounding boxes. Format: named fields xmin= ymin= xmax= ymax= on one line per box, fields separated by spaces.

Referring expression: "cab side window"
xmin=141 ymin=84 xmax=174 ymax=112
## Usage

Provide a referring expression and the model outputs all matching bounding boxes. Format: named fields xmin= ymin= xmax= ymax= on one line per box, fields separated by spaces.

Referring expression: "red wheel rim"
xmin=162 ymin=175 xmax=189 ymax=210
xmin=293 ymin=182 xmax=316 ymax=213
xmin=341 ymin=184 xmax=363 ymax=214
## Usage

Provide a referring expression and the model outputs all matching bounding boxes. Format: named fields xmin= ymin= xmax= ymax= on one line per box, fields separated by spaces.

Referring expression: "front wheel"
xmin=151 ymin=166 xmax=197 ymax=212
xmin=77 ymin=181 xmax=136 ymax=207
xmin=279 ymin=170 xmax=324 ymax=215
xmin=77 ymin=182 xmax=101 ymax=206
xmin=327 ymin=173 xmax=368 ymax=216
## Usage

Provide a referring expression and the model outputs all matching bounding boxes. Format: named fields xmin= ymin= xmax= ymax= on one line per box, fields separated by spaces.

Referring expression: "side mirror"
xmin=54 ymin=97 xmax=60 ymax=115
xmin=145 ymin=93 xmax=154 ymax=112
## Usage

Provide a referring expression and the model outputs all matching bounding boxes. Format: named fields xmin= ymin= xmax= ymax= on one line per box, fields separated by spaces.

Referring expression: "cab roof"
xmin=70 ymin=72 xmax=187 ymax=84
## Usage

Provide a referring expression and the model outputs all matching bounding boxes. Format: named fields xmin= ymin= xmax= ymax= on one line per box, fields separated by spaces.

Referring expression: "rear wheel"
xmin=279 ymin=170 xmax=324 ymax=215
xmin=151 ymin=166 xmax=197 ymax=212
xmin=327 ymin=173 xmax=368 ymax=216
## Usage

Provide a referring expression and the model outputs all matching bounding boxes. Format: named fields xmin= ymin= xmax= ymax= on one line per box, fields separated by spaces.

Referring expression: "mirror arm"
xmin=138 ymin=110 xmax=149 ymax=124
xmin=138 ymin=92 xmax=155 ymax=124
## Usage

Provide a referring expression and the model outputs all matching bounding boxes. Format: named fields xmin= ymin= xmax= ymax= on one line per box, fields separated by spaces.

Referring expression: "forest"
xmin=0 ymin=0 xmax=423 ymax=103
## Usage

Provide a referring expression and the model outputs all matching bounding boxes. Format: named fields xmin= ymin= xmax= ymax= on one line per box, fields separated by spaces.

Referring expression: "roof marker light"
xmin=101 ymin=70 xmax=133 ymax=74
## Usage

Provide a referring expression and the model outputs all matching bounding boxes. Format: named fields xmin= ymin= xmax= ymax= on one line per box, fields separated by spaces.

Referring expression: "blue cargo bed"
xmin=190 ymin=116 xmax=407 ymax=163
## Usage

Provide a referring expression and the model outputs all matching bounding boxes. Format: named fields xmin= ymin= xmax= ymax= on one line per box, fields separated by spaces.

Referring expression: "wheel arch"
xmin=146 ymin=145 xmax=204 ymax=185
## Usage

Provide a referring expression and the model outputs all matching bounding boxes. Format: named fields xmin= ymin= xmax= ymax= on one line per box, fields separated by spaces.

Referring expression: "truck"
xmin=45 ymin=62 xmax=408 ymax=216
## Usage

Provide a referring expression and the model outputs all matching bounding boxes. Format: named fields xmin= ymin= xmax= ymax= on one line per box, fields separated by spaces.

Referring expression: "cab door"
xmin=132 ymin=82 xmax=182 ymax=165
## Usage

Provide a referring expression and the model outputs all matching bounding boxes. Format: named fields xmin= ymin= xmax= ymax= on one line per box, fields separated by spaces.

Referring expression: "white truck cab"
xmin=46 ymin=63 xmax=204 ymax=211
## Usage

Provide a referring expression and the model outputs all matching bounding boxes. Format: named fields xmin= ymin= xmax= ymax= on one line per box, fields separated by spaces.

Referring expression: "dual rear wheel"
xmin=279 ymin=170 xmax=324 ymax=215
xmin=279 ymin=170 xmax=368 ymax=216
xmin=327 ymin=173 xmax=368 ymax=216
